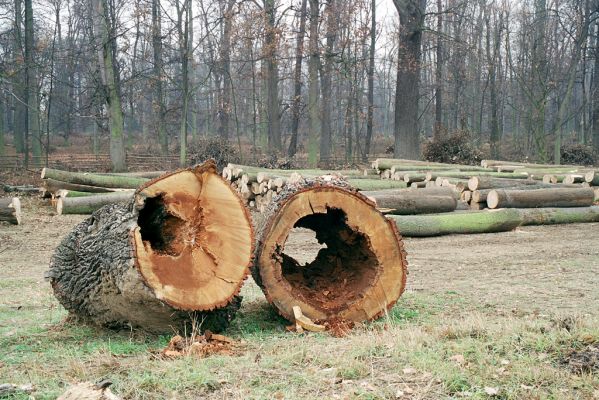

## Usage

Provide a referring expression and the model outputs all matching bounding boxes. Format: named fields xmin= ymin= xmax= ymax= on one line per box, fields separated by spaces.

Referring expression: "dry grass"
xmin=0 ymin=199 xmax=598 ymax=399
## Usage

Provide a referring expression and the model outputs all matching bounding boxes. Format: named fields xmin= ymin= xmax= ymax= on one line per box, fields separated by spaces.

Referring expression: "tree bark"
xmin=288 ymin=0 xmax=308 ymax=157
xmin=367 ymin=193 xmax=457 ymax=214
xmin=152 ymin=0 xmax=168 ymax=155
xmin=487 ymin=187 xmax=595 ymax=209
xmin=307 ymin=0 xmax=320 ymax=167
xmin=56 ymin=192 xmax=134 ymax=215
xmin=47 ymin=162 xmax=254 ymax=334
xmin=264 ymin=0 xmax=281 ymax=151
xmin=364 ymin=0 xmax=376 ymax=159
xmin=253 ymin=179 xmax=407 ymax=323
xmin=93 ymin=0 xmax=126 ymax=172
xmin=12 ymin=0 xmax=25 ymax=154
xmin=392 ymin=0 xmax=426 ymax=160
xmin=388 ymin=209 xmax=522 ymax=237
xmin=41 ymin=168 xmax=148 ymax=189
xmin=433 ymin=0 xmax=443 ymax=137
xmin=319 ymin=0 xmax=338 ymax=164
xmin=593 ymin=17 xmax=599 ymax=155
xmin=24 ymin=0 xmax=40 ymax=165
xmin=218 ymin=0 xmax=236 ymax=141
xmin=0 ymin=198 xmax=21 ymax=225
xmin=519 ymin=206 xmax=599 ymax=226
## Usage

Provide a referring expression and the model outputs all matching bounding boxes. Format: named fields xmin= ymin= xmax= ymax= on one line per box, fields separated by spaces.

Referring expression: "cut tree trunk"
xmin=584 ymin=170 xmax=599 ymax=186
xmin=41 ymin=168 xmax=148 ymax=189
xmin=346 ymin=179 xmax=407 ymax=191
xmin=362 ymin=186 xmax=459 ymax=199
xmin=471 ymin=183 xmax=583 ymax=203
xmin=253 ymin=179 xmax=408 ymax=324
xmin=487 ymin=187 xmax=595 ymax=209
xmin=388 ymin=209 xmax=522 ymax=237
xmin=0 ymin=197 xmax=21 ymax=225
xmin=42 ymin=178 xmax=124 ymax=194
xmin=467 ymin=176 xmax=538 ymax=191
xmin=367 ymin=193 xmax=457 ymax=215
xmin=56 ymin=192 xmax=134 ymax=215
xmin=47 ymin=161 xmax=254 ymax=333
xmin=519 ymin=206 xmax=599 ymax=226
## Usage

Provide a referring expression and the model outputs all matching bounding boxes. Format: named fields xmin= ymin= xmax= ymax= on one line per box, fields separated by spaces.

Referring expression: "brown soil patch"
xmin=160 ymin=331 xmax=242 ymax=358
xmin=562 ymin=344 xmax=599 ymax=374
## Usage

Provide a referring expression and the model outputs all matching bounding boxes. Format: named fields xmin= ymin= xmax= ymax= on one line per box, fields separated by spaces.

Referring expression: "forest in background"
xmin=1 ymin=0 xmax=599 ymax=171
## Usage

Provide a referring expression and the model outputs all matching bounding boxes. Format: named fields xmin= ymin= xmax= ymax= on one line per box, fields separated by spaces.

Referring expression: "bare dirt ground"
xmin=1 ymin=198 xmax=598 ymax=399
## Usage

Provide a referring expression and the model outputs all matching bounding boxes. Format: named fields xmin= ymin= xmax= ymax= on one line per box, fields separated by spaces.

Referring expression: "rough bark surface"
xmin=487 ymin=187 xmax=595 ymax=209
xmin=389 ymin=209 xmax=522 ymax=237
xmin=368 ymin=193 xmax=457 ymax=215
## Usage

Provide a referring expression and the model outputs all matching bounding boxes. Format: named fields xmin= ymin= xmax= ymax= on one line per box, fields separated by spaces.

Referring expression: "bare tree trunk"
xmin=307 ymin=0 xmax=320 ymax=166
xmin=218 ymin=0 xmax=236 ymax=142
xmin=552 ymin=4 xmax=588 ymax=164
xmin=264 ymin=0 xmax=281 ymax=151
xmin=530 ymin=0 xmax=548 ymax=161
xmin=13 ymin=0 xmax=25 ymax=155
xmin=364 ymin=0 xmax=376 ymax=160
xmin=392 ymin=0 xmax=426 ymax=160
xmin=288 ymin=0 xmax=308 ymax=158
xmin=486 ymin=7 xmax=503 ymax=158
xmin=433 ymin=0 xmax=443 ymax=137
xmin=176 ymin=0 xmax=190 ymax=167
xmin=152 ymin=0 xmax=168 ymax=155
xmin=93 ymin=0 xmax=126 ymax=172
xmin=593 ymin=17 xmax=599 ymax=154
xmin=319 ymin=0 xmax=338 ymax=164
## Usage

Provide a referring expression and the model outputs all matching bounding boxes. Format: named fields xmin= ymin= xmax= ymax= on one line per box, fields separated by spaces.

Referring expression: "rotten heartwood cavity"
xmin=253 ymin=178 xmax=408 ymax=324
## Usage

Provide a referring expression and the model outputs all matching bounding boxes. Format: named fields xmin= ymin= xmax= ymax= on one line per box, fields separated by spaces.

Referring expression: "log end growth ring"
xmin=132 ymin=162 xmax=254 ymax=312
xmin=256 ymin=185 xmax=407 ymax=323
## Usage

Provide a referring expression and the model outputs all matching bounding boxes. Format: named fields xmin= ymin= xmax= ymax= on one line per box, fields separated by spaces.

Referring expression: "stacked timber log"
xmin=221 ymin=163 xmax=408 ymax=212
xmin=39 ymin=168 xmax=163 ymax=214
xmin=366 ymin=158 xmax=599 ymax=237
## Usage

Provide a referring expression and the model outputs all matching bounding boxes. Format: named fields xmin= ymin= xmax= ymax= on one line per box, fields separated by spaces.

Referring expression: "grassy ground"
xmin=1 ymin=198 xmax=598 ymax=399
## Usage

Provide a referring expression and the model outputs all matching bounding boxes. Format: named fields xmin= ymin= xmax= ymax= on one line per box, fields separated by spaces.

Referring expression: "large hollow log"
xmin=367 ymin=193 xmax=457 ymax=215
xmin=487 ymin=187 xmax=595 ymax=209
xmin=56 ymin=192 xmax=134 ymax=215
xmin=388 ymin=209 xmax=522 ymax=237
xmin=47 ymin=162 xmax=254 ymax=333
xmin=253 ymin=180 xmax=408 ymax=324
xmin=0 ymin=197 xmax=21 ymax=225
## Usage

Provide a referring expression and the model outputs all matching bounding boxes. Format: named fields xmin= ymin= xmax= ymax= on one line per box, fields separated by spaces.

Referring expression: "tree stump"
xmin=253 ymin=179 xmax=408 ymax=324
xmin=47 ymin=161 xmax=254 ymax=333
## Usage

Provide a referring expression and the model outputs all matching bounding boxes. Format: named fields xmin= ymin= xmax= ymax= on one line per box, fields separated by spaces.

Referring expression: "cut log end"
xmin=0 ymin=197 xmax=22 ymax=225
xmin=48 ymin=160 xmax=254 ymax=333
xmin=254 ymin=183 xmax=407 ymax=324
xmin=133 ymin=162 xmax=254 ymax=311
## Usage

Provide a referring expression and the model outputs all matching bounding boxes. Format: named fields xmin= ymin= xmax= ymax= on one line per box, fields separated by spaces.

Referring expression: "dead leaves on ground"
xmin=158 ymin=331 xmax=243 ymax=359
